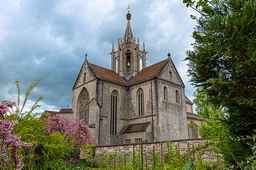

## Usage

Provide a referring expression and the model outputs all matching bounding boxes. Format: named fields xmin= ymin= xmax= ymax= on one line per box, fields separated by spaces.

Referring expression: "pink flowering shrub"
xmin=0 ymin=101 xmax=31 ymax=170
xmin=0 ymin=101 xmax=15 ymax=118
xmin=47 ymin=113 xmax=95 ymax=145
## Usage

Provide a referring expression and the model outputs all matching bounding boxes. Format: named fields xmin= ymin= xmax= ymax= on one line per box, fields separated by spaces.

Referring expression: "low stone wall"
xmin=95 ymin=139 xmax=218 ymax=167
xmin=96 ymin=139 xmax=204 ymax=154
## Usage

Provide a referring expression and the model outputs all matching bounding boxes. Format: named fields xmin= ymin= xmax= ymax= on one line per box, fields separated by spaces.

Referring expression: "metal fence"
xmin=94 ymin=139 xmax=216 ymax=169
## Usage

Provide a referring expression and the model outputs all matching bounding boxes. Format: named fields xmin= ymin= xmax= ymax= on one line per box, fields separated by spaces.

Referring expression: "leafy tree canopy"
xmin=183 ymin=0 xmax=256 ymax=139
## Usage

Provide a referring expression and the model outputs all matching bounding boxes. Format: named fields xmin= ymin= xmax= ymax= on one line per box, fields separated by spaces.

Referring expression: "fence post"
xmin=153 ymin=144 xmax=156 ymax=169
xmin=140 ymin=144 xmax=144 ymax=170
xmin=124 ymin=153 xmax=126 ymax=168
xmin=133 ymin=144 xmax=135 ymax=170
xmin=145 ymin=151 xmax=148 ymax=170
xmin=160 ymin=143 xmax=163 ymax=170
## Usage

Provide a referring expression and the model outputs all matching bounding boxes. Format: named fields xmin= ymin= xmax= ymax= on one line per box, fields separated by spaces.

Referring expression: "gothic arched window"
xmin=110 ymin=90 xmax=118 ymax=136
xmin=78 ymin=88 xmax=90 ymax=124
xmin=176 ymin=90 xmax=180 ymax=104
xmin=164 ymin=86 xmax=168 ymax=101
xmin=126 ymin=50 xmax=131 ymax=72
xmin=137 ymin=88 xmax=144 ymax=116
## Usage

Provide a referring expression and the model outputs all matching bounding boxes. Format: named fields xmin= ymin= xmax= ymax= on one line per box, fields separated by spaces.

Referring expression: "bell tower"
xmin=111 ymin=7 xmax=147 ymax=80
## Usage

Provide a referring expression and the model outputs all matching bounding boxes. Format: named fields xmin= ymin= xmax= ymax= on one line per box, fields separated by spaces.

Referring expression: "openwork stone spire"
xmin=124 ymin=6 xmax=133 ymax=42
xmin=111 ymin=6 xmax=147 ymax=78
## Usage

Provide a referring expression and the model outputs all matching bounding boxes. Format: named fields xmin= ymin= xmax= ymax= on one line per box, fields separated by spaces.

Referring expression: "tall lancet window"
xmin=176 ymin=90 xmax=180 ymax=104
xmin=78 ymin=88 xmax=89 ymax=124
xmin=126 ymin=50 xmax=131 ymax=72
xmin=110 ymin=90 xmax=118 ymax=136
xmin=164 ymin=86 xmax=168 ymax=101
xmin=137 ymin=88 xmax=144 ymax=116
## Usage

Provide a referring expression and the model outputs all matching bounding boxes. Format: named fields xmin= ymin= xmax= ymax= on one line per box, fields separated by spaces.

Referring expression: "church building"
xmin=49 ymin=9 xmax=202 ymax=145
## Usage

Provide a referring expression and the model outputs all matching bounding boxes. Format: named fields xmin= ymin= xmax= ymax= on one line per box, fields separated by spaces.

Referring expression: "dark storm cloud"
xmin=0 ymin=0 xmax=197 ymax=110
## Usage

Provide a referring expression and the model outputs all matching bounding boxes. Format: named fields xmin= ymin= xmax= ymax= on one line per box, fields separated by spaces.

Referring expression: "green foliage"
xmin=183 ymin=0 xmax=256 ymax=166
xmin=14 ymin=112 xmax=76 ymax=169
xmin=80 ymin=144 xmax=96 ymax=161
xmin=92 ymin=143 xmax=224 ymax=170
xmin=195 ymin=89 xmax=254 ymax=168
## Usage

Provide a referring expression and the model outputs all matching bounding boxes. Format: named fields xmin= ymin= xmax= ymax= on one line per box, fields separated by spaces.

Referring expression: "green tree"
xmin=183 ymin=0 xmax=256 ymax=165
xmin=195 ymin=90 xmax=247 ymax=168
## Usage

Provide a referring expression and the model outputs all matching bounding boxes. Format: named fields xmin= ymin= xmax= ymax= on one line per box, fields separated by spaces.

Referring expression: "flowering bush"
xmin=1 ymin=81 xmax=96 ymax=169
xmin=47 ymin=113 xmax=95 ymax=145
xmin=0 ymin=101 xmax=31 ymax=170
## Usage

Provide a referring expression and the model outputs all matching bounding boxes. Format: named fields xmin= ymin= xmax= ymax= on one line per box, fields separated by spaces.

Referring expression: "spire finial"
xmin=124 ymin=4 xmax=133 ymax=42
xmin=126 ymin=4 xmax=132 ymax=20
xmin=84 ymin=53 xmax=88 ymax=63
xmin=167 ymin=52 xmax=171 ymax=59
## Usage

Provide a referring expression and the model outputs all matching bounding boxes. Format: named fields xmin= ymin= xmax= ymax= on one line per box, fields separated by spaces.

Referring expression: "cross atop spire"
xmin=124 ymin=5 xmax=133 ymax=42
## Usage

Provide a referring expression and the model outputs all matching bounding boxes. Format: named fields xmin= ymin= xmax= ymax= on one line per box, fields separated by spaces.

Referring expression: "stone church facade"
xmin=49 ymin=10 xmax=203 ymax=145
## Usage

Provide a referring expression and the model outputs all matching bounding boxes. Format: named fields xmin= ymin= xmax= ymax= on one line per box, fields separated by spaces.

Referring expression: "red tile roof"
xmin=87 ymin=58 xmax=169 ymax=86
xmin=128 ymin=59 xmax=169 ymax=85
xmin=88 ymin=62 xmax=126 ymax=86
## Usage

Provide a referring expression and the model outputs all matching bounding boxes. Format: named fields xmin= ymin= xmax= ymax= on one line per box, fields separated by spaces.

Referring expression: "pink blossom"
xmin=47 ymin=114 xmax=95 ymax=145
xmin=0 ymin=104 xmax=9 ymax=115
xmin=0 ymin=101 xmax=30 ymax=169
xmin=0 ymin=101 xmax=15 ymax=116
xmin=1 ymin=101 xmax=16 ymax=108
xmin=0 ymin=120 xmax=14 ymax=136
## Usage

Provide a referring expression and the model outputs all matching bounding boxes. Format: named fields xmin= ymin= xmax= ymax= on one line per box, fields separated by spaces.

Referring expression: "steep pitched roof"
xmin=128 ymin=59 xmax=169 ymax=85
xmin=73 ymin=58 xmax=181 ymax=88
xmin=88 ymin=62 xmax=126 ymax=86
xmin=73 ymin=60 xmax=86 ymax=90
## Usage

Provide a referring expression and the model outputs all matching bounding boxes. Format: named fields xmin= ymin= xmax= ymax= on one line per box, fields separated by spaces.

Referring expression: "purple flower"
xmin=0 ymin=104 xmax=9 ymax=115
xmin=0 ymin=120 xmax=14 ymax=136
xmin=0 ymin=101 xmax=15 ymax=116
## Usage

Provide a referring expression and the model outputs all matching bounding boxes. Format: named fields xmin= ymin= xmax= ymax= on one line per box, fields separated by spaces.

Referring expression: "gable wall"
xmin=156 ymin=63 xmax=188 ymax=141
xmin=73 ymin=64 xmax=99 ymax=143
xmin=74 ymin=62 xmax=96 ymax=88
xmin=158 ymin=62 xmax=182 ymax=86
xmin=72 ymin=79 xmax=99 ymax=143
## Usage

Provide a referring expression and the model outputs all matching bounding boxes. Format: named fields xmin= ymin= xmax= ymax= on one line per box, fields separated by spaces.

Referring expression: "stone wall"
xmin=95 ymin=139 xmax=218 ymax=166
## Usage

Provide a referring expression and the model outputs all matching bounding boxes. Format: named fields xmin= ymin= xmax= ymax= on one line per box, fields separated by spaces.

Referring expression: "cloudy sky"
xmin=0 ymin=0 xmax=197 ymax=112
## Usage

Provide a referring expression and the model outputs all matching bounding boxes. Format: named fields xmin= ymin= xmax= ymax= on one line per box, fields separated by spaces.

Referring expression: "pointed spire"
xmin=84 ymin=53 xmax=89 ymax=65
xmin=84 ymin=53 xmax=88 ymax=61
xmin=124 ymin=5 xmax=133 ymax=42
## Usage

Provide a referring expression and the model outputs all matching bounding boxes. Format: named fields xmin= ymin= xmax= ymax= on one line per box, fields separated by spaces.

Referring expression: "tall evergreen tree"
xmin=183 ymin=0 xmax=256 ymax=163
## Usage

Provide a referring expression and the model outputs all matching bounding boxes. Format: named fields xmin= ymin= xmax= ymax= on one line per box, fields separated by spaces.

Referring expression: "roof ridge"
xmin=87 ymin=61 xmax=126 ymax=86
xmin=141 ymin=58 xmax=169 ymax=71
xmin=128 ymin=58 xmax=169 ymax=86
